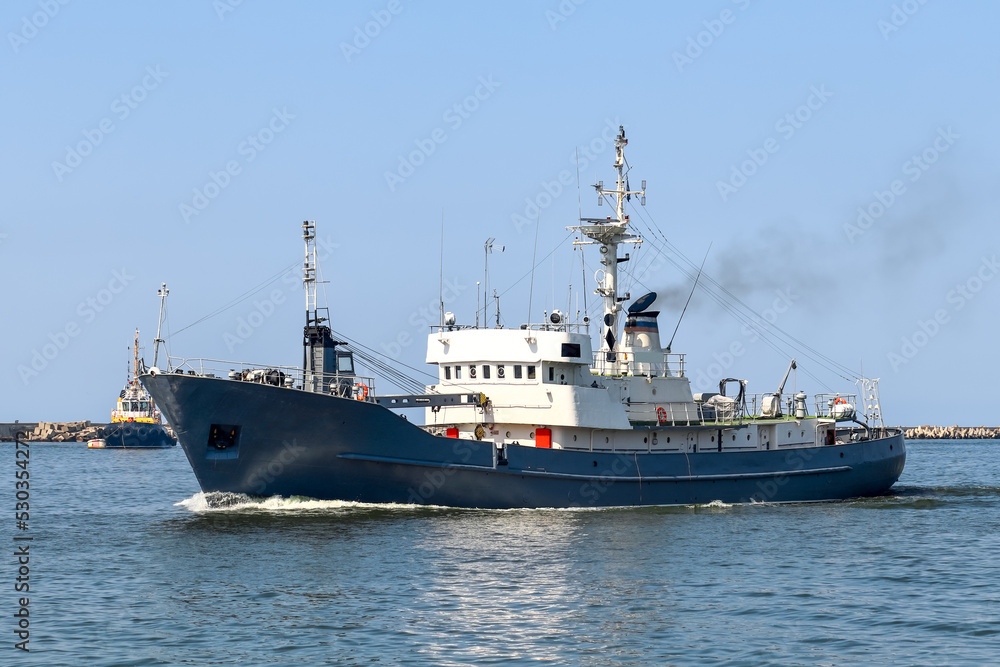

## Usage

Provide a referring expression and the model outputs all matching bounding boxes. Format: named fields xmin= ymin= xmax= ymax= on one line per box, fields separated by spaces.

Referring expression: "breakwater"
xmin=903 ymin=425 xmax=1000 ymax=440
xmin=0 ymin=422 xmax=175 ymax=442
xmin=0 ymin=421 xmax=106 ymax=442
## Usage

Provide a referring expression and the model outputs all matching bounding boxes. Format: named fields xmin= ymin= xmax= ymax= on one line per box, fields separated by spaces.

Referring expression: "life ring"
xmin=128 ymin=417 xmax=134 ymax=422
xmin=354 ymin=383 xmax=369 ymax=401
xmin=833 ymin=397 xmax=847 ymax=405
xmin=656 ymin=407 xmax=668 ymax=425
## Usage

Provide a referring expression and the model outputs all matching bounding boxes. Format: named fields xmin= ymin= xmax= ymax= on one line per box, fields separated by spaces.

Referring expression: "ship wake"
xmin=176 ymin=491 xmax=432 ymax=513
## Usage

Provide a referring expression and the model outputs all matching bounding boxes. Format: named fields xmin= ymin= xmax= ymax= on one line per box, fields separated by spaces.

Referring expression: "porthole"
xmin=643 ymin=437 xmax=648 ymax=444
xmin=801 ymin=431 xmax=805 ymax=437
xmin=593 ymin=461 xmax=598 ymax=467
xmin=788 ymin=431 xmax=792 ymax=438
xmin=732 ymin=435 xmax=736 ymax=441
xmin=652 ymin=438 xmax=658 ymax=445
xmin=667 ymin=436 xmax=671 ymax=443
xmin=573 ymin=434 xmax=577 ymax=441
xmin=747 ymin=434 xmax=751 ymax=440
xmin=605 ymin=436 xmax=609 ymax=443
xmin=506 ymin=431 xmax=511 ymax=438
xmin=529 ymin=431 xmax=534 ymax=438
xmin=711 ymin=436 xmax=715 ymax=442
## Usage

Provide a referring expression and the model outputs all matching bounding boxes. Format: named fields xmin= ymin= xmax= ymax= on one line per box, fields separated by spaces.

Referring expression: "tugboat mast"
xmin=569 ymin=125 xmax=646 ymax=374
xmin=132 ymin=328 xmax=141 ymax=381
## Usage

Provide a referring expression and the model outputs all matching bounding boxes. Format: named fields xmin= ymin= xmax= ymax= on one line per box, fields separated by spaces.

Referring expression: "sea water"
xmin=3 ymin=440 xmax=997 ymax=666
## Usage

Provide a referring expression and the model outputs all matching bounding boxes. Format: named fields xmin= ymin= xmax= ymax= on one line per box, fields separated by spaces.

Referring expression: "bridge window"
xmin=454 ymin=365 xmax=462 ymax=379
xmin=482 ymin=365 xmax=491 ymax=379
xmin=497 ymin=365 xmax=505 ymax=379
xmin=469 ymin=365 xmax=477 ymax=379
xmin=561 ymin=343 xmax=581 ymax=358
xmin=548 ymin=366 xmax=554 ymax=382
xmin=514 ymin=365 xmax=522 ymax=379
xmin=337 ymin=353 xmax=355 ymax=374
xmin=527 ymin=365 xmax=536 ymax=380
xmin=444 ymin=366 xmax=451 ymax=380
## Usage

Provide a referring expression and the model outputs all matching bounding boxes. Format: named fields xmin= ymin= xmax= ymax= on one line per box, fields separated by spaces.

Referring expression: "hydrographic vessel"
xmin=141 ymin=127 xmax=905 ymax=507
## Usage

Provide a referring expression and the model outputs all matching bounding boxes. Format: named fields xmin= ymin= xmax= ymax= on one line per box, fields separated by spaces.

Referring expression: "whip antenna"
xmin=526 ymin=211 xmax=541 ymax=328
xmin=666 ymin=245 xmax=710 ymax=353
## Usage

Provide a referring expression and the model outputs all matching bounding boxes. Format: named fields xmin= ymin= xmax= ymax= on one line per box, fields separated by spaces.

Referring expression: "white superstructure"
xmin=418 ymin=126 xmax=864 ymax=455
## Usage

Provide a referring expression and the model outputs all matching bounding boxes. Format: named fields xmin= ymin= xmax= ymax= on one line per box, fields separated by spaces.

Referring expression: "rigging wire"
xmin=625 ymin=205 xmax=854 ymax=386
xmin=171 ymin=260 xmax=300 ymax=337
xmin=620 ymin=228 xmax=831 ymax=388
xmin=502 ymin=230 xmax=575 ymax=301
xmin=332 ymin=328 xmax=481 ymax=395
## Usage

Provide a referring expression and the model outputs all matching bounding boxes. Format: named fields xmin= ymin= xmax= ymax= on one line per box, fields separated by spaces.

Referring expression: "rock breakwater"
xmin=903 ymin=425 xmax=1000 ymax=440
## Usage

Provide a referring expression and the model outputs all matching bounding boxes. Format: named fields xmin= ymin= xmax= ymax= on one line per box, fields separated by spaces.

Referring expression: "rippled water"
xmin=5 ymin=440 xmax=998 ymax=665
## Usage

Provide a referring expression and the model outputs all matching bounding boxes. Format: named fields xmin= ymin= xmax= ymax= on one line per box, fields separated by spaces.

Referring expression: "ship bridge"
xmin=424 ymin=326 xmax=631 ymax=431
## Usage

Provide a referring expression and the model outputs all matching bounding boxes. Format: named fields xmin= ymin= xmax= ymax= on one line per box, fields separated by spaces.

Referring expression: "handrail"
xmin=430 ymin=322 xmax=591 ymax=333
xmin=157 ymin=356 xmax=378 ymax=399
xmin=591 ymin=352 xmax=686 ymax=378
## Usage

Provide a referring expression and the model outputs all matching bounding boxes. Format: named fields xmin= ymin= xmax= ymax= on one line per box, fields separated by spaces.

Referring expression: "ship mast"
xmin=301 ymin=220 xmax=342 ymax=392
xmin=303 ymin=221 xmax=318 ymax=319
xmin=132 ymin=329 xmax=140 ymax=382
xmin=568 ymin=125 xmax=645 ymax=374
xmin=152 ymin=283 xmax=168 ymax=368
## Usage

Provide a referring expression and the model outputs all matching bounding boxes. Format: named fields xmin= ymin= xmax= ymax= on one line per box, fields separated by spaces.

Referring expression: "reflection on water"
xmin=8 ymin=440 xmax=999 ymax=665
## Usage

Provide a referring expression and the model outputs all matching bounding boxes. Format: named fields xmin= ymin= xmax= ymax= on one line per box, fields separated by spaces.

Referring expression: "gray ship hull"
xmin=142 ymin=373 xmax=906 ymax=509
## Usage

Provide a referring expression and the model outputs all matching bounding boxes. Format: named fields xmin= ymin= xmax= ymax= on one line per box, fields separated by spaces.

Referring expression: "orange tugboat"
xmin=89 ymin=329 xmax=176 ymax=449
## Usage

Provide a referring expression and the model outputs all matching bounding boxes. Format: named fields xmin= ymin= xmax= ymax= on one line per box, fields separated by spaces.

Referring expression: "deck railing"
xmin=591 ymin=352 xmax=686 ymax=378
xmin=151 ymin=357 xmax=378 ymax=400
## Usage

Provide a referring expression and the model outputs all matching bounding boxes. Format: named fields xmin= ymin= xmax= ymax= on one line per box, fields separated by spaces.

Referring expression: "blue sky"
xmin=2 ymin=0 xmax=998 ymax=426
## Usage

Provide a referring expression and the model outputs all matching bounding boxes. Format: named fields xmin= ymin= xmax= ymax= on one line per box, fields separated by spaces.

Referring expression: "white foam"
xmin=175 ymin=491 xmax=441 ymax=513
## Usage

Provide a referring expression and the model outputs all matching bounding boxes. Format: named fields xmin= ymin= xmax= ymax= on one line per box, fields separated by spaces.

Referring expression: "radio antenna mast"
xmin=152 ymin=283 xmax=169 ymax=368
